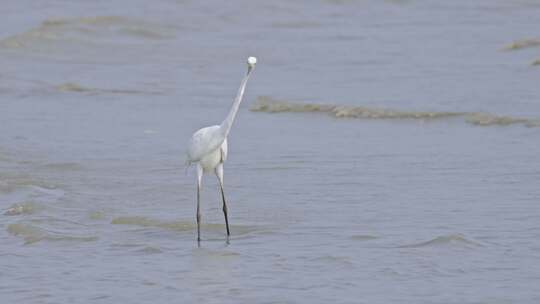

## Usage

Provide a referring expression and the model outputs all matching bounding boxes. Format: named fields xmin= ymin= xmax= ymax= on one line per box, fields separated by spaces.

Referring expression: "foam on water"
xmin=501 ymin=38 xmax=540 ymax=66
xmin=4 ymin=202 xmax=42 ymax=216
xmin=88 ymin=210 xmax=107 ymax=220
xmin=502 ymin=38 xmax=540 ymax=51
xmin=251 ymin=96 xmax=540 ymax=127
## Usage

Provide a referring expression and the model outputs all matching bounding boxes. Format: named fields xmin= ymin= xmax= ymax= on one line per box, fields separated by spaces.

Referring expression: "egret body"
xmin=186 ymin=56 xmax=257 ymax=242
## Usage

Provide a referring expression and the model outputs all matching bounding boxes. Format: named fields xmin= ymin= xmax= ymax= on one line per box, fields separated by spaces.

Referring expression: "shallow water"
xmin=1 ymin=1 xmax=540 ymax=303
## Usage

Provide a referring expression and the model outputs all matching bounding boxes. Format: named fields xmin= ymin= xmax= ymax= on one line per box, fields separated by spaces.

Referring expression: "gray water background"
xmin=1 ymin=1 xmax=540 ymax=303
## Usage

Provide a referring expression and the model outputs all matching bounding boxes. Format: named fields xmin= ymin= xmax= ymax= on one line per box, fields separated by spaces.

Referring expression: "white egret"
xmin=186 ymin=56 xmax=257 ymax=242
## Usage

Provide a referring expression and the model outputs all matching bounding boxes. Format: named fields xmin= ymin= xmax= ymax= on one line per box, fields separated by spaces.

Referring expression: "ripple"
xmin=111 ymin=216 xmax=260 ymax=235
xmin=312 ymin=255 xmax=353 ymax=266
xmin=54 ymin=82 xmax=162 ymax=95
xmin=136 ymin=246 xmax=163 ymax=255
xmin=399 ymin=234 xmax=482 ymax=249
xmin=270 ymin=21 xmax=322 ymax=29
xmin=7 ymin=222 xmax=98 ymax=245
xmin=39 ymin=162 xmax=84 ymax=171
xmin=0 ymin=16 xmax=175 ymax=50
xmin=0 ymin=177 xmax=59 ymax=195
xmin=349 ymin=234 xmax=379 ymax=241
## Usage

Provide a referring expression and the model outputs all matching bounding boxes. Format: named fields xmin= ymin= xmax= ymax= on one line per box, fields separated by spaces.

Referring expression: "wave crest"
xmin=251 ymin=96 xmax=540 ymax=128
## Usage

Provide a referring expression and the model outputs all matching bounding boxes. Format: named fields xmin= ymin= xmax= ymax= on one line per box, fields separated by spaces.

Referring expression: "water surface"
xmin=1 ymin=1 xmax=540 ymax=303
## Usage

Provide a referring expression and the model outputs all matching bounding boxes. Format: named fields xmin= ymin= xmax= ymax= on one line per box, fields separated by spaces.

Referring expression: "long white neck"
xmin=220 ymin=67 xmax=253 ymax=137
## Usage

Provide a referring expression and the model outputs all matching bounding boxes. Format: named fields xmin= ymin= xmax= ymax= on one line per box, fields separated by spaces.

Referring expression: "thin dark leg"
xmin=219 ymin=184 xmax=230 ymax=236
xmin=197 ymin=183 xmax=201 ymax=243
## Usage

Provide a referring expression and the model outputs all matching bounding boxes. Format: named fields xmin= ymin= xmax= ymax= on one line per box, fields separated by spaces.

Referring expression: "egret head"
xmin=247 ymin=56 xmax=257 ymax=71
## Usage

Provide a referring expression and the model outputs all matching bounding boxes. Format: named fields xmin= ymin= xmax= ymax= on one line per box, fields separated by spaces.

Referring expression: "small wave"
xmin=7 ymin=222 xmax=97 ymax=244
xmin=4 ymin=202 xmax=42 ymax=216
xmin=54 ymin=82 xmax=160 ymax=95
xmin=0 ymin=180 xmax=18 ymax=194
xmin=502 ymin=38 xmax=540 ymax=51
xmin=111 ymin=216 xmax=259 ymax=235
xmin=251 ymin=96 xmax=540 ymax=128
xmin=55 ymin=83 xmax=89 ymax=92
xmin=465 ymin=113 xmax=540 ymax=127
xmin=350 ymin=234 xmax=378 ymax=241
xmin=0 ymin=16 xmax=174 ymax=51
xmin=39 ymin=162 xmax=84 ymax=171
xmin=399 ymin=234 xmax=482 ymax=248
xmin=88 ymin=210 xmax=107 ymax=220
xmin=0 ymin=150 xmax=10 ymax=161
xmin=32 ymin=187 xmax=65 ymax=200
xmin=136 ymin=246 xmax=163 ymax=255
xmin=312 ymin=255 xmax=353 ymax=266
xmin=323 ymin=0 xmax=356 ymax=5
xmin=0 ymin=178 xmax=61 ymax=198
xmin=111 ymin=216 xmax=193 ymax=231
xmin=270 ymin=21 xmax=322 ymax=29
xmin=193 ymin=248 xmax=240 ymax=259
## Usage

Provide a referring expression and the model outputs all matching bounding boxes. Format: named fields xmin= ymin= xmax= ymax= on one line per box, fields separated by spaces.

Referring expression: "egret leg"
xmin=196 ymin=165 xmax=203 ymax=242
xmin=220 ymin=183 xmax=230 ymax=236
xmin=215 ymin=164 xmax=230 ymax=236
